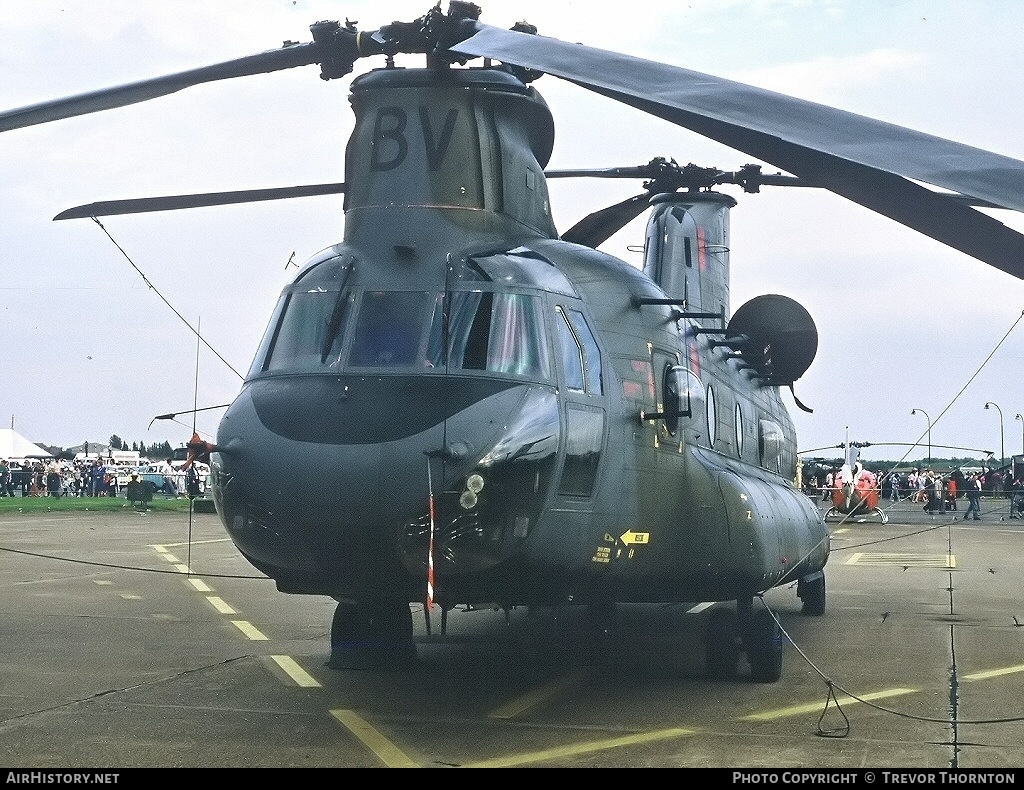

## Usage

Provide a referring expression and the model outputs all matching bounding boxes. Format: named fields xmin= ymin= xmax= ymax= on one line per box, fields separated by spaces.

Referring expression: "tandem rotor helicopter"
xmin=6 ymin=2 xmax=1024 ymax=684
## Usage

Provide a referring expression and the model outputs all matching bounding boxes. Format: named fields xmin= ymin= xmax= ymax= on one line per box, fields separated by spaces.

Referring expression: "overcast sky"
xmin=3 ymin=0 xmax=1023 ymax=464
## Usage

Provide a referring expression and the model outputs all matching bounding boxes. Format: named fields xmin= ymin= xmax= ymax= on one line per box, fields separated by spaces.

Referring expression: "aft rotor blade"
xmin=54 ymin=182 xmax=345 ymax=220
xmin=560 ymin=193 xmax=651 ymax=248
xmin=0 ymin=44 xmax=320 ymax=133
xmin=453 ymin=25 xmax=1024 ymax=279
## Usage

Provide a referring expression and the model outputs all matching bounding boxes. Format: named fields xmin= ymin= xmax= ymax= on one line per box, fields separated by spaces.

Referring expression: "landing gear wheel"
xmin=746 ymin=608 xmax=783 ymax=683
xmin=705 ymin=608 xmax=740 ymax=679
xmin=328 ymin=599 xmax=417 ymax=670
xmin=581 ymin=599 xmax=618 ymax=669
xmin=798 ymin=572 xmax=826 ymax=616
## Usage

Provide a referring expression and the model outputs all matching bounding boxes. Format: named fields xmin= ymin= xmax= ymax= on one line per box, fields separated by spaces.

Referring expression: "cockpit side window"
xmin=555 ymin=306 xmax=602 ymax=394
xmin=264 ymin=287 xmax=348 ymax=372
xmin=567 ymin=308 xmax=602 ymax=395
xmin=429 ymin=290 xmax=551 ymax=378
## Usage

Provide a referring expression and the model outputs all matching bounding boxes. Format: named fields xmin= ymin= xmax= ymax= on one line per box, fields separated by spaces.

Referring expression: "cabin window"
xmin=660 ymin=365 xmax=705 ymax=437
xmin=759 ymin=419 xmax=784 ymax=472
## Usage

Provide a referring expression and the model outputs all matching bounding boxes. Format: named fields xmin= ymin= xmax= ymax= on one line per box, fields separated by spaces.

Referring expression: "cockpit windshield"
xmin=259 ymin=286 xmax=552 ymax=380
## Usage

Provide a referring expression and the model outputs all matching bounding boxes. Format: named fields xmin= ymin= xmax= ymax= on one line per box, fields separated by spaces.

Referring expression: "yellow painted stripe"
xmin=271 ymin=655 xmax=321 ymax=687
xmin=164 ymin=553 xmax=180 ymax=564
xmin=158 ymin=537 xmax=233 ymax=549
xmin=963 ymin=664 xmax=1024 ymax=681
xmin=740 ymin=688 xmax=917 ymax=721
xmin=93 ymin=580 xmax=114 ymax=586
xmin=461 ymin=728 xmax=695 ymax=768
xmin=174 ymin=564 xmax=191 ymax=574
xmin=188 ymin=578 xmax=212 ymax=593
xmin=489 ymin=671 xmax=587 ymax=719
xmin=231 ymin=620 xmax=268 ymax=640
xmin=845 ymin=552 xmax=954 ymax=567
xmin=206 ymin=595 xmax=236 ymax=614
xmin=331 ymin=709 xmax=418 ymax=768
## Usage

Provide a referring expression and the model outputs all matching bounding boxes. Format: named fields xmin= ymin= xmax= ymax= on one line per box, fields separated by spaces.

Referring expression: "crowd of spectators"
xmin=0 ymin=457 xmax=183 ymax=498
xmin=805 ymin=463 xmax=1024 ymax=519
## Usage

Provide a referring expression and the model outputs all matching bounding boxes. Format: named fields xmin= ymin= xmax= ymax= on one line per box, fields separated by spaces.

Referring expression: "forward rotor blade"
xmin=54 ymin=182 xmax=345 ymax=220
xmin=453 ymin=25 xmax=1024 ymax=279
xmin=0 ymin=44 xmax=320 ymax=133
xmin=560 ymin=193 xmax=651 ymax=248
xmin=546 ymin=166 xmax=663 ymax=180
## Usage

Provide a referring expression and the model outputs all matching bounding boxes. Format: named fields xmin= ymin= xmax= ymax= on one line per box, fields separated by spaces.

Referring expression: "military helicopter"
xmin=6 ymin=2 xmax=1024 ymax=684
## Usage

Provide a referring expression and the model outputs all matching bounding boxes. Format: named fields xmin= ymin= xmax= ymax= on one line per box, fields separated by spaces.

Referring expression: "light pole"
xmin=910 ymin=408 xmax=931 ymax=465
xmin=1016 ymin=413 xmax=1023 ymax=456
xmin=984 ymin=402 xmax=1005 ymax=468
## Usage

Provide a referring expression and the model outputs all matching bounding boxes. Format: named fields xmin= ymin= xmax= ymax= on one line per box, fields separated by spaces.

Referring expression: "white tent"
xmin=0 ymin=428 xmax=53 ymax=460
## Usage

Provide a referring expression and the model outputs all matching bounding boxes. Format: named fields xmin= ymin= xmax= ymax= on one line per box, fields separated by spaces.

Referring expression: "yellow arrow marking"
xmin=619 ymin=530 xmax=649 ymax=545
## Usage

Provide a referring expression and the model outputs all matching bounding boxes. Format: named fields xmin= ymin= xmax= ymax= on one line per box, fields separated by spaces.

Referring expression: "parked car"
xmin=134 ymin=461 xmax=209 ymax=497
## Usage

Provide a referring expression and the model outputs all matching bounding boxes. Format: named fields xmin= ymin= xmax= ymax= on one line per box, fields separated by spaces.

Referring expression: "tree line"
xmin=41 ymin=435 xmax=177 ymax=462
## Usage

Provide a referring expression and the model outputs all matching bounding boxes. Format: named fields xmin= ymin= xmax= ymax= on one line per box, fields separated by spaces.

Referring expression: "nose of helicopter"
xmin=210 ymin=376 xmax=559 ymax=601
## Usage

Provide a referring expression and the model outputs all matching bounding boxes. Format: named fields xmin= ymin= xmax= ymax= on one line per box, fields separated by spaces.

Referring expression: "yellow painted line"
xmin=174 ymin=564 xmax=191 ymax=574
xmin=207 ymin=595 xmax=236 ymax=614
xmin=156 ymin=537 xmax=233 ymax=549
xmin=461 ymin=728 xmax=695 ymax=768
xmin=963 ymin=664 xmax=1024 ymax=681
xmin=119 ymin=593 xmax=142 ymax=600
xmin=271 ymin=655 xmax=321 ymax=687
xmin=231 ymin=620 xmax=268 ymax=640
xmin=845 ymin=552 xmax=954 ymax=568
xmin=164 ymin=553 xmax=181 ymax=564
xmin=740 ymin=688 xmax=917 ymax=721
xmin=489 ymin=671 xmax=587 ymax=719
xmin=93 ymin=580 xmax=114 ymax=586
xmin=188 ymin=578 xmax=212 ymax=593
xmin=331 ymin=709 xmax=418 ymax=768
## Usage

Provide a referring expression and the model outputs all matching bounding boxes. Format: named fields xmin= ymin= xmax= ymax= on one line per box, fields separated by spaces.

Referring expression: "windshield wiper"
xmin=320 ymin=260 xmax=356 ymax=364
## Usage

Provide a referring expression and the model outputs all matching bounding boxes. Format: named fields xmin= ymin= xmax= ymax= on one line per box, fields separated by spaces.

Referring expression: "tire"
xmin=705 ymin=608 xmax=740 ymax=679
xmin=747 ymin=608 xmax=783 ymax=683
xmin=799 ymin=573 xmax=826 ymax=617
xmin=328 ymin=599 xmax=416 ymax=670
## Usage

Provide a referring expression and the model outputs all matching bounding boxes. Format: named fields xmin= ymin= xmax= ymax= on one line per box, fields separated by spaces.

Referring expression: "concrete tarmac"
xmin=0 ymin=497 xmax=1022 ymax=769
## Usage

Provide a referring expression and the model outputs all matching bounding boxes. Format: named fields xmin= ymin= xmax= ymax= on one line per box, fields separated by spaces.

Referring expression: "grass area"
xmin=0 ymin=494 xmax=202 ymax=514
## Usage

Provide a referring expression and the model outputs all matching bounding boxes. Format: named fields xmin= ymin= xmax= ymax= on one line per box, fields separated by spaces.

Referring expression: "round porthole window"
xmin=706 ymin=385 xmax=717 ymax=446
